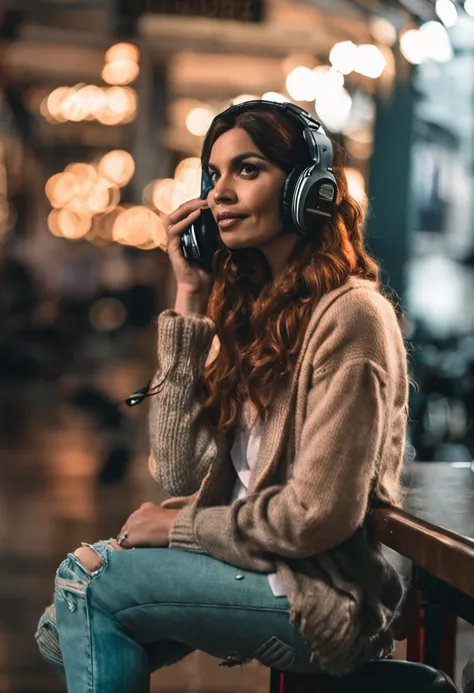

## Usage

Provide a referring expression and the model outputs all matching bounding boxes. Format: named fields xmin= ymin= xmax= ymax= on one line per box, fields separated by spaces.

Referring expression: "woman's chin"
xmin=219 ymin=234 xmax=251 ymax=250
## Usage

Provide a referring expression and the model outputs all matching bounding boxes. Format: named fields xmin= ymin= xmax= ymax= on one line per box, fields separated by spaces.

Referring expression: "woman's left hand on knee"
xmin=116 ymin=502 xmax=180 ymax=549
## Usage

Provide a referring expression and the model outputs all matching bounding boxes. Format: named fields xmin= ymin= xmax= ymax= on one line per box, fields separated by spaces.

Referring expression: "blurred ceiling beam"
xmin=168 ymin=51 xmax=378 ymax=101
xmin=169 ymin=53 xmax=283 ymax=98
xmin=306 ymin=0 xmax=437 ymax=21
xmin=140 ymin=0 xmax=372 ymax=59
xmin=3 ymin=40 xmax=104 ymax=80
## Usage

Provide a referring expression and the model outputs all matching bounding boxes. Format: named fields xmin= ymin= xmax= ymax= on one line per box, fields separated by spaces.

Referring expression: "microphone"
xmin=124 ymin=363 xmax=174 ymax=407
xmin=124 ymin=382 xmax=152 ymax=407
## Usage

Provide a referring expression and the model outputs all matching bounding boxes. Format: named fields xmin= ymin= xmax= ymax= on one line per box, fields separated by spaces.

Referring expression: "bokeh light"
xmin=47 ymin=208 xmax=92 ymax=240
xmin=369 ymin=17 xmax=397 ymax=46
xmin=399 ymin=23 xmax=452 ymax=65
xmin=185 ymin=106 xmax=214 ymax=136
xmin=79 ymin=85 xmax=107 ymax=120
xmin=105 ymin=42 xmax=140 ymax=64
xmin=151 ymin=178 xmax=176 ymax=214
xmin=112 ymin=205 xmax=164 ymax=249
xmin=46 ymin=160 xmax=123 ymax=243
xmin=101 ymin=60 xmax=140 ymax=86
xmin=465 ymin=0 xmax=474 ymax=17
xmin=174 ymin=157 xmax=201 ymax=196
xmin=46 ymin=87 xmax=70 ymax=122
xmin=316 ymin=88 xmax=352 ymax=132
xmin=344 ymin=167 xmax=368 ymax=209
xmin=102 ymin=42 xmax=140 ymax=87
xmin=59 ymin=84 xmax=89 ymax=121
xmin=261 ymin=92 xmax=288 ymax=103
xmin=47 ymin=209 xmax=63 ymax=237
xmin=313 ymin=66 xmax=345 ymax=100
xmin=45 ymin=172 xmax=79 ymax=208
xmin=355 ymin=45 xmax=387 ymax=79
xmin=436 ymin=0 xmax=458 ymax=27
xmin=285 ymin=66 xmax=317 ymax=101
xmin=232 ymin=94 xmax=259 ymax=105
xmin=89 ymin=297 xmax=128 ymax=332
xmin=329 ymin=41 xmax=358 ymax=76
xmin=419 ymin=22 xmax=453 ymax=63
xmin=98 ymin=150 xmax=135 ymax=187
xmin=106 ymin=86 xmax=137 ymax=122
xmin=57 ymin=209 xmax=92 ymax=239
xmin=400 ymin=29 xmax=424 ymax=65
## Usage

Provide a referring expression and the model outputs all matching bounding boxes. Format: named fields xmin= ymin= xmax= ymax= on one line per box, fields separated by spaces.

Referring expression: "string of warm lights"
xmin=41 ymin=84 xmax=137 ymax=125
xmin=45 ymin=150 xmax=167 ymax=250
xmin=40 ymin=42 xmax=140 ymax=125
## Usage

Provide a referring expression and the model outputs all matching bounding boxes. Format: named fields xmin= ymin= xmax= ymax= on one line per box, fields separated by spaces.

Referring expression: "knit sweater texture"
xmin=148 ymin=276 xmax=409 ymax=675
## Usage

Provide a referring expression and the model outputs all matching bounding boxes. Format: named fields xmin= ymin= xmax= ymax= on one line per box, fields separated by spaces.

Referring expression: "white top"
xmin=230 ymin=416 xmax=286 ymax=597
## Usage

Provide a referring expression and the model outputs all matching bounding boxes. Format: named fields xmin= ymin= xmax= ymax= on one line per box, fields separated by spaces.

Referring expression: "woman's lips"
xmin=217 ymin=217 xmax=246 ymax=230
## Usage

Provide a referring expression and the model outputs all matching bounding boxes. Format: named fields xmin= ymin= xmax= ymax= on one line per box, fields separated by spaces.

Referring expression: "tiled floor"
xmin=1 ymin=372 xmax=474 ymax=691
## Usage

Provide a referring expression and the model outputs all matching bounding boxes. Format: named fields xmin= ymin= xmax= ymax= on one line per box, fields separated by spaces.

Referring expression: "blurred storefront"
xmin=0 ymin=0 xmax=414 ymax=296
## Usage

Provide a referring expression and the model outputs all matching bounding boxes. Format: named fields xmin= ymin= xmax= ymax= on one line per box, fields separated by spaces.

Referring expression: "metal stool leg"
xmin=270 ymin=671 xmax=324 ymax=692
xmin=269 ymin=668 xmax=283 ymax=693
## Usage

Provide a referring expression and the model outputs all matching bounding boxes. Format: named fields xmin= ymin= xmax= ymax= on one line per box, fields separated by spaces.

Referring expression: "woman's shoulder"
xmin=306 ymin=277 xmax=406 ymax=370
xmin=315 ymin=277 xmax=401 ymax=333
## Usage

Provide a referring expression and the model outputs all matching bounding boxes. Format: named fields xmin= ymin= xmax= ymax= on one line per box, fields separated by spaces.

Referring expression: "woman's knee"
xmin=36 ymin=542 xmax=123 ymax=668
xmin=53 ymin=539 xmax=124 ymax=619
xmin=72 ymin=540 xmax=124 ymax=573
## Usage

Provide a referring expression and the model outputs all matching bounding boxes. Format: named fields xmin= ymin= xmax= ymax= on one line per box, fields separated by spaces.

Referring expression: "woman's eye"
xmin=209 ymin=171 xmax=219 ymax=183
xmin=241 ymin=163 xmax=258 ymax=177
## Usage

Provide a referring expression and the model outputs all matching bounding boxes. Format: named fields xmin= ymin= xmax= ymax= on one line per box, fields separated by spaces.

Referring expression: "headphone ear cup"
xmin=194 ymin=207 xmax=219 ymax=263
xmin=298 ymin=171 xmax=337 ymax=231
xmin=201 ymin=170 xmax=214 ymax=200
xmin=281 ymin=167 xmax=303 ymax=230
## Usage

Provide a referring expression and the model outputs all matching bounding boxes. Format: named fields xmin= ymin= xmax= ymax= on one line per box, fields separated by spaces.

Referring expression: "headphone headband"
xmin=207 ymin=100 xmax=333 ymax=172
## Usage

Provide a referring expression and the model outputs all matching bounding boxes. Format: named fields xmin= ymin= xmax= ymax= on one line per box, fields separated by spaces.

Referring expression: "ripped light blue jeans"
xmin=35 ymin=540 xmax=319 ymax=692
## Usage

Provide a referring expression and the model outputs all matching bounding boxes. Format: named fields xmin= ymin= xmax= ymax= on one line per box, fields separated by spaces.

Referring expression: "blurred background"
xmin=2 ymin=0 xmax=474 ymax=691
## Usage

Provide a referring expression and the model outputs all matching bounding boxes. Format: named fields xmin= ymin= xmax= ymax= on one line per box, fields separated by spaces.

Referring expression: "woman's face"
xmin=207 ymin=127 xmax=298 ymax=273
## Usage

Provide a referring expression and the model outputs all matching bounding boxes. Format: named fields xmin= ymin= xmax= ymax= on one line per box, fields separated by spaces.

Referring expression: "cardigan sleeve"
xmin=169 ymin=358 xmax=388 ymax=571
xmin=148 ymin=309 xmax=224 ymax=496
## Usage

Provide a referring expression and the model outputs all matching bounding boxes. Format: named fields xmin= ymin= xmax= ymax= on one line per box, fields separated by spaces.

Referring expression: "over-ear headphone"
xmin=180 ymin=100 xmax=338 ymax=272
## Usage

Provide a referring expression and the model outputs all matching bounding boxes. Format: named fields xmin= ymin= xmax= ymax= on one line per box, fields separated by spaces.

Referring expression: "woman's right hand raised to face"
xmin=162 ymin=197 xmax=214 ymax=299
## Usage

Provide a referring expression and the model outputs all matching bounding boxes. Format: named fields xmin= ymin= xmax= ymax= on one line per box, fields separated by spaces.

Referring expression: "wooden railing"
xmin=370 ymin=507 xmax=474 ymax=677
xmin=371 ymin=507 xmax=474 ymax=600
xmin=271 ymin=507 xmax=474 ymax=691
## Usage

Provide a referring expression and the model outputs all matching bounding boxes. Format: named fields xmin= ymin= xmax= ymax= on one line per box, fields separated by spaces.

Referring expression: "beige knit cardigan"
xmin=148 ymin=277 xmax=409 ymax=675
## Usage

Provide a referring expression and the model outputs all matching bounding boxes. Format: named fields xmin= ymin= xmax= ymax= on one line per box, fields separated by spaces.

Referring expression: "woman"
xmin=35 ymin=101 xmax=408 ymax=691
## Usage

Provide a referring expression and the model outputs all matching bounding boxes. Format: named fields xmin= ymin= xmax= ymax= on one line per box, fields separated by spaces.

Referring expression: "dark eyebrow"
xmin=207 ymin=151 xmax=268 ymax=171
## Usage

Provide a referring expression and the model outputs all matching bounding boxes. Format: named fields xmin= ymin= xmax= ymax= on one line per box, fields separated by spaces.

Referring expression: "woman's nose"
xmin=213 ymin=177 xmax=237 ymax=205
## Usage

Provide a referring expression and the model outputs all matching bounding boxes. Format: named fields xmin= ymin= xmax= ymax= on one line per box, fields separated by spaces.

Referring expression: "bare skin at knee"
xmin=73 ymin=541 xmax=124 ymax=573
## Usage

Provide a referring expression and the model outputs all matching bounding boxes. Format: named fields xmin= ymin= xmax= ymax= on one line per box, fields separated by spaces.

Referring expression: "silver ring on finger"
xmin=117 ymin=531 xmax=128 ymax=546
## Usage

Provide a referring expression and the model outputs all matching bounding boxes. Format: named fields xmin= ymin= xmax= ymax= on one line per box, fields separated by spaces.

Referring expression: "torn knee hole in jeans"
xmin=73 ymin=546 xmax=105 ymax=573
xmin=73 ymin=540 xmax=123 ymax=573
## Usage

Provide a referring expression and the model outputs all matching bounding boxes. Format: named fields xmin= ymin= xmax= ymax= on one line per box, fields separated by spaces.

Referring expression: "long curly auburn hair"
xmin=198 ymin=105 xmax=380 ymax=432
